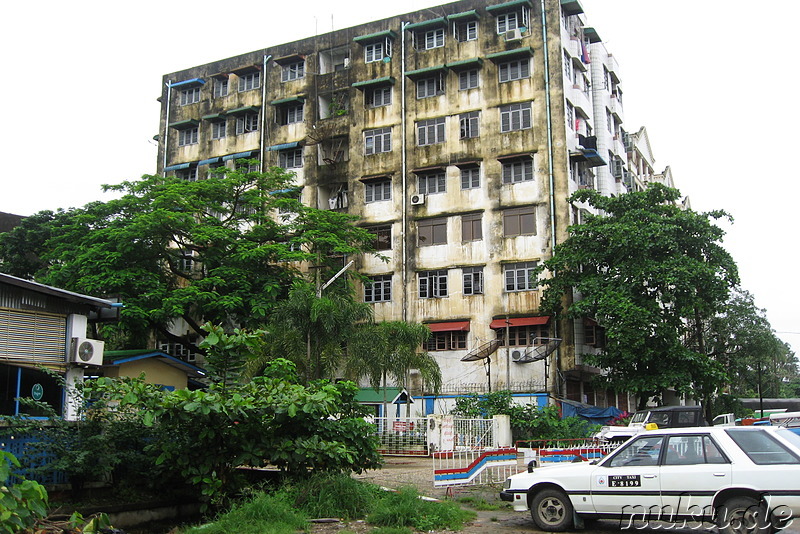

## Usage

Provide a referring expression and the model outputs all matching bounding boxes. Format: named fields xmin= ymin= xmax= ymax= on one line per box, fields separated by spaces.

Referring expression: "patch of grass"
xmin=368 ymin=487 xmax=476 ymax=531
xmin=178 ymin=492 xmax=306 ymax=534
xmin=370 ymin=527 xmax=413 ymax=534
xmin=456 ymin=495 xmax=500 ymax=511
xmin=280 ymin=472 xmax=383 ymax=520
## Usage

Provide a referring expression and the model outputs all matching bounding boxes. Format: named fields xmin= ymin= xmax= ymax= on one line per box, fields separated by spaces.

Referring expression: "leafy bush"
xmin=368 ymin=486 xmax=476 ymax=531
xmin=0 ymin=451 xmax=49 ymax=534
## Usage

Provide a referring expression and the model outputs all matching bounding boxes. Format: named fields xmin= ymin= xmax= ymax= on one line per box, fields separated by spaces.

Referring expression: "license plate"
xmin=609 ymin=475 xmax=641 ymax=487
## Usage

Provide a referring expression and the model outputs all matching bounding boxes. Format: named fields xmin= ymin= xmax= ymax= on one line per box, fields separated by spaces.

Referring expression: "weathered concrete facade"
xmin=156 ymin=0 xmax=646 ymax=407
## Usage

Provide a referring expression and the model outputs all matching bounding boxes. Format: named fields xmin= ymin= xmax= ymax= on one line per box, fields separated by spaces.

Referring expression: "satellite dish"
xmin=461 ymin=339 xmax=501 ymax=361
xmin=514 ymin=337 xmax=562 ymax=364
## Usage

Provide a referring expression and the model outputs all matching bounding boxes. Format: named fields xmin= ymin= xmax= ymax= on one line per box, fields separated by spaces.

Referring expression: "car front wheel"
xmin=530 ymin=488 xmax=574 ymax=532
xmin=717 ymin=496 xmax=772 ymax=534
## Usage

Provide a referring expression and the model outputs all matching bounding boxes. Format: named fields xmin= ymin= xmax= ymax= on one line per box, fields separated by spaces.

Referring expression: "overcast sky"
xmin=2 ymin=0 xmax=798 ymax=358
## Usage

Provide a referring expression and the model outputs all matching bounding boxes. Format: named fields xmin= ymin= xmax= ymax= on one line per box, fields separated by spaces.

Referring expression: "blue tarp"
xmin=559 ymin=398 xmax=623 ymax=425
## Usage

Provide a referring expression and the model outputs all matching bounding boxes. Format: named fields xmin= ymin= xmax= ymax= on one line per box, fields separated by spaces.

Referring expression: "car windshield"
xmin=726 ymin=429 xmax=800 ymax=465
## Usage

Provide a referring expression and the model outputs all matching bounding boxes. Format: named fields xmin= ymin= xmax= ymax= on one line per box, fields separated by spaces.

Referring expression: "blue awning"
xmin=198 ymin=157 xmax=220 ymax=166
xmin=266 ymin=141 xmax=301 ymax=151
xmin=222 ymin=151 xmax=253 ymax=161
xmin=164 ymin=163 xmax=192 ymax=171
xmin=570 ymin=149 xmax=607 ymax=167
xmin=169 ymin=78 xmax=205 ymax=88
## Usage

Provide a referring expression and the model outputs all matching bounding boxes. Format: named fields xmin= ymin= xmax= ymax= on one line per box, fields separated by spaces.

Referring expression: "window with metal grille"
xmin=417 ymin=117 xmax=446 ymax=146
xmin=503 ymin=261 xmax=538 ymax=291
xmin=418 ymin=217 xmax=447 ymax=246
xmin=497 ymin=325 xmax=549 ymax=347
xmin=463 ymin=266 xmax=484 ymax=295
xmin=365 ymin=275 xmax=392 ymax=303
xmin=500 ymin=102 xmax=532 ymax=132
xmin=418 ymin=269 xmax=448 ymax=298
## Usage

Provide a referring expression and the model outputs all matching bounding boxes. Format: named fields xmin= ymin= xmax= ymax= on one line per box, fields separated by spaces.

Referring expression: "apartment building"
xmin=155 ymin=0 xmax=639 ymax=409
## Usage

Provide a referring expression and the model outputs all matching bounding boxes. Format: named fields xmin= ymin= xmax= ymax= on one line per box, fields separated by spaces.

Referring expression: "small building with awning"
xmin=355 ymin=387 xmax=414 ymax=418
xmin=102 ymin=350 xmax=207 ymax=391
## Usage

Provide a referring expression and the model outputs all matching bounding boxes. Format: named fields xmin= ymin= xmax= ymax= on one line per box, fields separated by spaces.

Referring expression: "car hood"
xmin=510 ymin=460 xmax=595 ymax=481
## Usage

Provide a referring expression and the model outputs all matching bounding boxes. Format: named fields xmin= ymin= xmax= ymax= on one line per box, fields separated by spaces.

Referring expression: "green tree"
xmin=0 ymin=163 xmax=377 ymax=352
xmin=538 ymin=184 xmax=739 ymax=409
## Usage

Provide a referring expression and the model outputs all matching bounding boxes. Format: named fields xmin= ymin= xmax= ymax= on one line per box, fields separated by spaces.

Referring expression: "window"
xmin=459 ymin=111 xmax=479 ymax=139
xmin=503 ymin=207 xmax=536 ymax=236
xmin=319 ymin=47 xmax=350 ymax=74
xmin=497 ymin=324 xmax=549 ymax=347
xmin=365 ymin=275 xmax=392 ymax=303
xmin=459 ymin=69 xmax=479 ymax=90
xmin=213 ymin=78 xmax=228 ymax=97
xmin=461 ymin=213 xmax=482 ymax=242
xmin=417 ymin=76 xmax=444 ymax=98
xmin=566 ymin=101 xmax=575 ymax=130
xmin=318 ymin=92 xmax=348 ymax=119
xmin=365 ymin=179 xmax=391 ymax=203
xmin=369 ymin=225 xmax=392 ymax=250
xmin=417 ymin=172 xmax=446 ymax=195
xmin=419 ymin=28 xmax=445 ymax=50
xmin=608 ymin=435 xmax=665 ymax=468
xmin=417 ymin=118 xmax=446 ymax=146
xmin=236 ymin=112 xmax=259 ymax=134
xmin=419 ymin=270 xmax=448 ymax=298
xmin=176 ymin=167 xmax=198 ymax=181
xmin=563 ymin=50 xmax=572 ymax=79
xmin=281 ymin=61 xmax=305 ymax=82
xmin=279 ymin=148 xmax=303 ymax=168
xmin=427 ymin=331 xmax=467 ymax=351
xmin=496 ymin=12 xmax=519 ymax=34
xmin=364 ymin=127 xmax=392 ymax=155
xmin=365 ymin=39 xmax=391 ymax=63
xmin=238 ymin=71 xmax=260 ymax=91
xmin=178 ymin=127 xmax=198 ymax=146
xmin=502 ymin=158 xmax=533 ymax=183
xmin=460 ymin=166 xmax=480 ymax=189
xmin=498 ymin=59 xmax=530 ymax=82
xmin=277 ymin=103 xmax=304 ymax=125
xmin=211 ymin=121 xmax=226 ymax=140
xmin=454 ymin=20 xmax=478 ymax=42
xmin=504 ymin=261 xmax=538 ymax=291
xmin=180 ymin=87 xmax=201 ymax=106
xmin=463 ymin=266 xmax=484 ymax=295
xmin=366 ymin=86 xmax=392 ymax=108
xmin=418 ymin=217 xmax=447 ymax=246
xmin=500 ymin=102 xmax=532 ymax=132
xmin=726 ymin=429 xmax=800 ymax=465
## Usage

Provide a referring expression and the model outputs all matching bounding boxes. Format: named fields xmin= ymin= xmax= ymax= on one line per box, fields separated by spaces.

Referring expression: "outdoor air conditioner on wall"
xmin=410 ymin=194 xmax=425 ymax=205
xmin=504 ymin=28 xmax=522 ymax=41
xmin=70 ymin=338 xmax=105 ymax=366
xmin=511 ymin=350 xmax=524 ymax=361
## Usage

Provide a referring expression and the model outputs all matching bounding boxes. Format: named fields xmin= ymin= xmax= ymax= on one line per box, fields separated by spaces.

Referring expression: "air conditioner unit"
xmin=410 ymin=194 xmax=425 ymax=205
xmin=511 ymin=350 xmax=523 ymax=361
xmin=504 ymin=28 xmax=523 ymax=41
xmin=70 ymin=338 xmax=105 ymax=366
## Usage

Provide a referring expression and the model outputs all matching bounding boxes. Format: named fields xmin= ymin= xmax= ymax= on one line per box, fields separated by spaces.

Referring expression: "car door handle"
xmin=643 ymin=474 xmax=656 ymax=479
xmin=713 ymin=473 xmax=726 ymax=477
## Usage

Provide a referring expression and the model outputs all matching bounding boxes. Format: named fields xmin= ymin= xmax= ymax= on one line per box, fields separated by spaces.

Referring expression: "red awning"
xmin=427 ymin=321 xmax=470 ymax=332
xmin=489 ymin=316 xmax=550 ymax=329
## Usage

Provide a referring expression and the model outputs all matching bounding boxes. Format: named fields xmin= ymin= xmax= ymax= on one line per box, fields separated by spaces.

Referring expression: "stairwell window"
xmin=503 ymin=207 xmax=536 ymax=236
xmin=417 ymin=117 xmax=446 ymax=146
xmin=500 ymin=102 xmax=532 ymax=132
xmin=281 ymin=61 xmax=305 ymax=82
xmin=365 ymin=275 xmax=392 ymax=303
xmin=504 ymin=261 xmax=538 ymax=292
xmin=238 ymin=71 xmax=260 ymax=92
xmin=463 ymin=266 xmax=484 ymax=295
xmin=418 ymin=217 xmax=447 ymax=246
xmin=418 ymin=270 xmax=448 ymax=298
xmin=236 ymin=112 xmax=259 ymax=134
xmin=364 ymin=127 xmax=392 ymax=155
xmin=498 ymin=59 xmax=530 ymax=82
xmin=178 ymin=127 xmax=198 ymax=146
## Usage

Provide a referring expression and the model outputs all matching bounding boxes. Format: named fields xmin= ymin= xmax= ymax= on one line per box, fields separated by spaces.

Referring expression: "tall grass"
xmin=179 ymin=492 xmax=306 ymax=534
xmin=281 ymin=472 xmax=384 ymax=519
xmin=368 ymin=486 xmax=476 ymax=531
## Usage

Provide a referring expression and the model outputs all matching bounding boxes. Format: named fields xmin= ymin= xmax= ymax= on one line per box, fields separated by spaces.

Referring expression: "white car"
xmin=501 ymin=426 xmax=800 ymax=533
